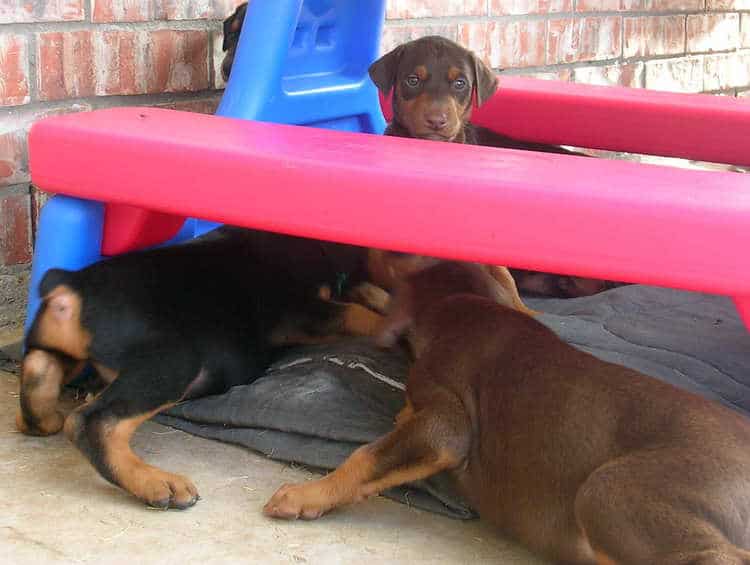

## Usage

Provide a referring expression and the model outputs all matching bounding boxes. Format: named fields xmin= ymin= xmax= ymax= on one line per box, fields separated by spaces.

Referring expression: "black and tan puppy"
xmin=369 ymin=36 xmax=621 ymax=299
xmin=19 ymin=226 xmax=381 ymax=509
xmin=265 ymin=260 xmax=750 ymax=565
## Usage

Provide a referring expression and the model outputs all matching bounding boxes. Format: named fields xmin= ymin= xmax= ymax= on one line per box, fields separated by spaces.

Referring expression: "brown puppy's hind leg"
xmin=17 ymin=349 xmax=83 ymax=435
xmin=575 ymin=451 xmax=750 ymax=565
xmin=264 ymin=389 xmax=469 ymax=520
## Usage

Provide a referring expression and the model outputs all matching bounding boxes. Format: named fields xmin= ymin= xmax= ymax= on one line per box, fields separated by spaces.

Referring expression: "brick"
xmin=0 ymin=120 xmax=26 ymax=186
xmin=0 ymin=34 xmax=30 ymax=107
xmin=577 ymin=0 xmax=702 ymax=9
xmin=490 ymin=0 xmax=572 ymax=15
xmin=687 ymin=14 xmax=740 ymax=54
xmin=211 ymin=0 xmax=247 ymax=20
xmin=0 ymin=190 xmax=32 ymax=265
xmin=0 ymin=0 xmax=83 ymax=24
xmin=30 ymin=186 xmax=50 ymax=240
xmin=741 ymin=14 xmax=750 ymax=49
xmin=623 ymin=16 xmax=685 ymax=59
xmin=573 ymin=62 xmax=644 ymax=88
xmin=576 ymin=0 xmax=642 ymax=11
xmin=703 ymin=52 xmax=750 ymax=91
xmin=644 ymin=56 xmax=703 ymax=93
xmin=650 ymin=0 xmax=703 ymax=7
xmin=153 ymin=0 xmax=212 ymax=21
xmin=643 ymin=0 xmax=702 ymax=8
xmin=92 ymin=0 xmax=151 ymax=23
xmin=706 ymin=0 xmax=750 ymax=8
xmin=92 ymin=0 xmax=245 ymax=21
xmin=37 ymin=31 xmax=96 ymax=101
xmin=146 ymin=30 xmax=209 ymax=94
xmin=547 ymin=17 xmax=622 ymax=65
xmin=0 ymin=104 xmax=92 ymax=188
xmin=37 ymin=29 xmax=209 ymax=100
xmin=515 ymin=68 xmax=572 ymax=82
xmin=381 ymin=24 xmax=458 ymax=54
xmin=212 ymin=30 xmax=228 ymax=89
xmin=460 ymin=20 xmax=546 ymax=69
xmin=154 ymin=95 xmax=222 ymax=114
xmin=98 ymin=31 xmax=140 ymax=96
xmin=162 ymin=0 xmax=247 ymax=20
xmin=387 ymin=0 xmax=485 ymax=19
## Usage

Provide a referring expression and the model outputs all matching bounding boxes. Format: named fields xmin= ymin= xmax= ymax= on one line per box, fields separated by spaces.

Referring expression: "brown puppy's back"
xmin=263 ymin=261 xmax=750 ymax=562
xmin=401 ymin=263 xmax=750 ymax=563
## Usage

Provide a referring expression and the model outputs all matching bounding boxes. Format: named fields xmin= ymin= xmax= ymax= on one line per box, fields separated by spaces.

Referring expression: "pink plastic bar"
xmin=381 ymin=76 xmax=750 ymax=166
xmin=29 ymin=105 xmax=750 ymax=327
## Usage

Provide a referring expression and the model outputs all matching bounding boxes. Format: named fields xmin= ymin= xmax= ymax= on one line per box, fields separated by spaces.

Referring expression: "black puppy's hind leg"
xmin=63 ymin=340 xmax=203 ymax=509
xmin=17 ymin=349 xmax=84 ymax=436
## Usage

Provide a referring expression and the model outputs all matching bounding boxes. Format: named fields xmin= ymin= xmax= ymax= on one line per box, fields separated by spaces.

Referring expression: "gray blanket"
xmin=159 ymin=285 xmax=750 ymax=518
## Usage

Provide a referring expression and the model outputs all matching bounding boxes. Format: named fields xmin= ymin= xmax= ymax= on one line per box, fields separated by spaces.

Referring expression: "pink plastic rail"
xmin=28 ymin=78 xmax=750 ymax=326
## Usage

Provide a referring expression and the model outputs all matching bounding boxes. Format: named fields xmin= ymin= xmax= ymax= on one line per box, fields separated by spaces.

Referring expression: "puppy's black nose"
xmin=425 ymin=113 xmax=448 ymax=131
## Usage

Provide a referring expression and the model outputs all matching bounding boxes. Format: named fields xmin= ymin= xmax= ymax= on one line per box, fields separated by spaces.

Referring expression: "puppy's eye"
xmin=452 ymin=78 xmax=467 ymax=90
xmin=405 ymin=75 xmax=420 ymax=88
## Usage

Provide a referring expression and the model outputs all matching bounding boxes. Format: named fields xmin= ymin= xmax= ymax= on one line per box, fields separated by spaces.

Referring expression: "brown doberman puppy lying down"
xmin=264 ymin=260 xmax=750 ymax=565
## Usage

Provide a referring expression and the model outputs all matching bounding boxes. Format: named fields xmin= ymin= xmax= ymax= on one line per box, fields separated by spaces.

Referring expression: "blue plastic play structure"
xmin=26 ymin=0 xmax=387 ymax=330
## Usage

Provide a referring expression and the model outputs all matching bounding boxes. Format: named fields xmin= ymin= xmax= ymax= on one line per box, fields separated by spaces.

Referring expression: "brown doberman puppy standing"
xmin=265 ymin=260 xmax=750 ymax=565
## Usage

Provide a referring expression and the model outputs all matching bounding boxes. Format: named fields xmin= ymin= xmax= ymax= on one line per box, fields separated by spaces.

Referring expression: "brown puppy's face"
xmin=369 ymin=36 xmax=498 ymax=142
xmin=221 ymin=2 xmax=248 ymax=82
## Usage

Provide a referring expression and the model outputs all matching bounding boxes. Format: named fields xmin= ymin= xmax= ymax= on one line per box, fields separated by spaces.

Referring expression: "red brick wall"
xmin=1 ymin=0 xmax=749 ymax=266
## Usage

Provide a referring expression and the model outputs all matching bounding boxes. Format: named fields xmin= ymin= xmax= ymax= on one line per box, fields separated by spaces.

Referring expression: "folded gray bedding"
xmin=159 ymin=284 xmax=750 ymax=519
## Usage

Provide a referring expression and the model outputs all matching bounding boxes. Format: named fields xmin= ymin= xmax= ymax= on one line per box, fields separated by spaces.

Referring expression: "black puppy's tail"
xmin=39 ymin=268 xmax=76 ymax=296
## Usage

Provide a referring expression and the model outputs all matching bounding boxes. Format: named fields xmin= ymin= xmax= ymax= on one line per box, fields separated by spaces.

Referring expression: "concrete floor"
xmin=0 ymin=329 xmax=545 ymax=565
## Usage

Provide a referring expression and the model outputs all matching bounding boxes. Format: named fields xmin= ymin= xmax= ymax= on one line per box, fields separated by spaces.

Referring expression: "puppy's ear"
xmin=471 ymin=54 xmax=498 ymax=107
xmin=222 ymin=3 xmax=246 ymax=51
xmin=369 ymin=45 xmax=405 ymax=94
xmin=222 ymin=16 xmax=235 ymax=51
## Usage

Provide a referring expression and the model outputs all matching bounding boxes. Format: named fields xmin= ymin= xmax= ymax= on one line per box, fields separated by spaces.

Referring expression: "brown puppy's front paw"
xmin=135 ymin=469 xmax=200 ymax=510
xmin=263 ymin=482 xmax=334 ymax=520
xmin=15 ymin=408 xmax=64 ymax=436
